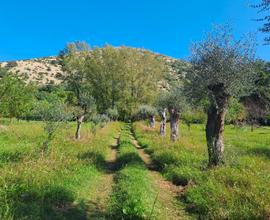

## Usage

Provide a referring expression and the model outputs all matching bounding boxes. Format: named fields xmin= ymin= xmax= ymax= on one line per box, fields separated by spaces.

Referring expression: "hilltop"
xmin=0 ymin=48 xmax=189 ymax=85
xmin=0 ymin=56 xmax=63 ymax=85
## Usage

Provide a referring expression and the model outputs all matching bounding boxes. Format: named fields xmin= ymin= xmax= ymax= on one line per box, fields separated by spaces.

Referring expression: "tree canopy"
xmin=85 ymin=46 xmax=167 ymax=120
xmin=186 ymin=25 xmax=256 ymax=103
xmin=0 ymin=72 xmax=35 ymax=119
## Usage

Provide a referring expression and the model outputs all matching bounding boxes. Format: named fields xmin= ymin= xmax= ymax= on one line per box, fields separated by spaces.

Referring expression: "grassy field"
xmin=133 ymin=122 xmax=270 ymax=220
xmin=108 ymin=124 xmax=158 ymax=219
xmin=0 ymin=119 xmax=121 ymax=219
xmin=0 ymin=119 xmax=269 ymax=219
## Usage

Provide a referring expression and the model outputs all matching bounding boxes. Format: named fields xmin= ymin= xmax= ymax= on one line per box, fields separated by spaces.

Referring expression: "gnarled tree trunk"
xmin=160 ymin=109 xmax=166 ymax=136
xmin=206 ymin=84 xmax=229 ymax=166
xmin=169 ymin=108 xmax=180 ymax=142
xmin=149 ymin=115 xmax=155 ymax=128
xmin=75 ymin=114 xmax=85 ymax=139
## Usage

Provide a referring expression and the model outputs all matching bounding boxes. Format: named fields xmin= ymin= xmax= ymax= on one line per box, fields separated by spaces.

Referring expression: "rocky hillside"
xmin=0 ymin=57 xmax=63 ymax=85
xmin=0 ymin=49 xmax=189 ymax=85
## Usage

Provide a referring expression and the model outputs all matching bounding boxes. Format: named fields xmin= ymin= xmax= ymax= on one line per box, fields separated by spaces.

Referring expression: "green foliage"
xmin=254 ymin=61 xmax=270 ymax=101
xmin=37 ymin=100 xmax=71 ymax=152
xmin=186 ymin=25 xmax=256 ymax=103
xmin=226 ymin=98 xmax=246 ymax=124
xmin=90 ymin=114 xmax=110 ymax=128
xmin=60 ymin=41 xmax=95 ymax=113
xmin=134 ymin=105 xmax=157 ymax=120
xmin=0 ymin=74 xmax=35 ymax=119
xmin=60 ymin=43 xmax=167 ymax=120
xmin=106 ymin=107 xmax=119 ymax=121
xmin=36 ymin=85 xmax=68 ymax=103
xmin=24 ymin=85 xmax=70 ymax=121
xmin=0 ymin=68 xmax=8 ymax=78
xmin=182 ymin=110 xmax=207 ymax=127
xmin=156 ymin=86 xmax=188 ymax=113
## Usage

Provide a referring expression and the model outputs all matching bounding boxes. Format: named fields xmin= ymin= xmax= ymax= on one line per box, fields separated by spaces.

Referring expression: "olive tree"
xmin=157 ymin=86 xmax=187 ymax=141
xmin=60 ymin=42 xmax=95 ymax=139
xmin=135 ymin=105 xmax=158 ymax=128
xmin=186 ymin=25 xmax=256 ymax=166
xmin=35 ymin=100 xmax=70 ymax=153
xmin=106 ymin=107 xmax=119 ymax=121
xmin=158 ymin=107 xmax=167 ymax=136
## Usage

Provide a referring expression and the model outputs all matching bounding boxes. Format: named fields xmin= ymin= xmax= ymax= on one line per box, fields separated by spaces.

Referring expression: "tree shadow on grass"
xmin=77 ymin=149 xmax=144 ymax=172
xmin=0 ymin=151 xmax=24 ymax=163
xmin=77 ymin=151 xmax=107 ymax=171
xmin=77 ymin=137 xmax=120 ymax=173
xmin=116 ymin=152 xmax=143 ymax=169
xmin=86 ymin=200 xmax=108 ymax=219
xmin=248 ymin=147 xmax=270 ymax=160
xmin=3 ymin=182 xmax=88 ymax=220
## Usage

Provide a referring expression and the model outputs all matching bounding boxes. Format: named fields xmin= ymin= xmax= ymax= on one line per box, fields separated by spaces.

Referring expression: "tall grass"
xmin=0 ymin=120 xmax=121 ymax=219
xmin=133 ymin=122 xmax=270 ymax=219
xmin=108 ymin=124 xmax=158 ymax=220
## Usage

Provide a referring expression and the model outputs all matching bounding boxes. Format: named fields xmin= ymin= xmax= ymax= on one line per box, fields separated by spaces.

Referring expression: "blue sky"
xmin=0 ymin=0 xmax=269 ymax=61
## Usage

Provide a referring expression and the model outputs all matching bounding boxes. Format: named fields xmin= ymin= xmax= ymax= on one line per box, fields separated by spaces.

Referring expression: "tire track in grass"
xmin=86 ymin=134 xmax=119 ymax=219
xmin=132 ymin=138 xmax=191 ymax=220
xmin=108 ymin=124 xmax=162 ymax=219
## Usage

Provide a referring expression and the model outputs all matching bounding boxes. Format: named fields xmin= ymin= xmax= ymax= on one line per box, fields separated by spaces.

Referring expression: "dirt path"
xmin=132 ymin=138 xmax=190 ymax=220
xmin=86 ymin=136 xmax=119 ymax=219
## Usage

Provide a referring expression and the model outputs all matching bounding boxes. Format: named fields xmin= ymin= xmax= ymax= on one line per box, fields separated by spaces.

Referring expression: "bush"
xmin=182 ymin=110 xmax=206 ymax=127
xmin=106 ymin=108 xmax=119 ymax=121
xmin=90 ymin=114 xmax=110 ymax=128
xmin=5 ymin=61 xmax=18 ymax=69
xmin=55 ymin=72 xmax=63 ymax=79
xmin=133 ymin=105 xmax=157 ymax=121
xmin=226 ymin=98 xmax=246 ymax=124
xmin=0 ymin=68 xmax=8 ymax=78
xmin=50 ymin=60 xmax=58 ymax=66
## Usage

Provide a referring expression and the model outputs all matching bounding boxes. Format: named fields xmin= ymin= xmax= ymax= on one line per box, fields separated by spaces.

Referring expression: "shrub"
xmin=133 ymin=105 xmax=157 ymax=121
xmin=106 ymin=108 xmax=119 ymax=121
xmin=5 ymin=61 xmax=18 ymax=69
xmin=0 ymin=68 xmax=8 ymax=78
xmin=226 ymin=98 xmax=246 ymax=124
xmin=50 ymin=60 xmax=58 ymax=66
xmin=182 ymin=110 xmax=207 ymax=127
xmin=90 ymin=114 xmax=110 ymax=128
xmin=55 ymin=72 xmax=63 ymax=79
